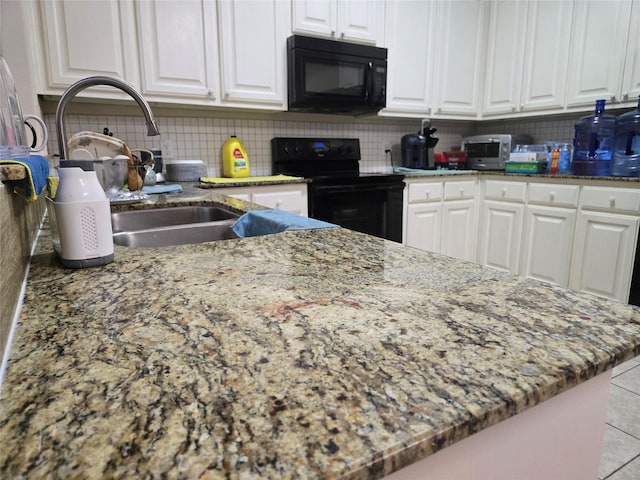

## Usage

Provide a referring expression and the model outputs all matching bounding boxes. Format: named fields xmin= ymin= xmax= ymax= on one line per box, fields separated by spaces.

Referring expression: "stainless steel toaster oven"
xmin=462 ymin=134 xmax=532 ymax=170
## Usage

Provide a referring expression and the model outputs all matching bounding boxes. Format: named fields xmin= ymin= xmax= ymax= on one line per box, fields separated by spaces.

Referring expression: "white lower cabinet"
xmin=218 ymin=184 xmax=308 ymax=216
xmin=478 ymin=179 xmax=527 ymax=273
xmin=569 ymin=186 xmax=640 ymax=303
xmin=476 ymin=178 xmax=640 ymax=303
xmin=521 ymin=205 xmax=576 ymax=286
xmin=404 ymin=178 xmax=477 ymax=261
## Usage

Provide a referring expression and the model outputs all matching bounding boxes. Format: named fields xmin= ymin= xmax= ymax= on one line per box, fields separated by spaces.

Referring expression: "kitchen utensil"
xmin=49 ymin=166 xmax=114 ymax=268
xmin=67 ymin=131 xmax=127 ymax=159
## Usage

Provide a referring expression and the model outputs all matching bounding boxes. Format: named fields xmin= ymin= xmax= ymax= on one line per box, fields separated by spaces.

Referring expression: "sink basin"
xmin=112 ymin=205 xmax=240 ymax=247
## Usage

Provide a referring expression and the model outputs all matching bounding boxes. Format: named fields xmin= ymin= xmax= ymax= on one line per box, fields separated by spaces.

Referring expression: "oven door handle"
xmin=314 ymin=183 xmax=402 ymax=194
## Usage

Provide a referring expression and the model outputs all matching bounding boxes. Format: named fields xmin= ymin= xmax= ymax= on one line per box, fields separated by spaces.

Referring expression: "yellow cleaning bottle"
xmin=222 ymin=135 xmax=250 ymax=178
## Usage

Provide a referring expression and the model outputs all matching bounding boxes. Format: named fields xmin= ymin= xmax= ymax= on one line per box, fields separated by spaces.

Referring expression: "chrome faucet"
xmin=55 ymin=76 xmax=160 ymax=160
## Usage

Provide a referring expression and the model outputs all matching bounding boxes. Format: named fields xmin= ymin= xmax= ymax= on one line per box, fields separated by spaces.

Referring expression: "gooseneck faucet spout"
xmin=55 ymin=76 xmax=160 ymax=160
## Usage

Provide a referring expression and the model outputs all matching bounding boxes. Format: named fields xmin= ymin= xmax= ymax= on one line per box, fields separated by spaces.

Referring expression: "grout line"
xmin=602 ymin=452 xmax=640 ymax=480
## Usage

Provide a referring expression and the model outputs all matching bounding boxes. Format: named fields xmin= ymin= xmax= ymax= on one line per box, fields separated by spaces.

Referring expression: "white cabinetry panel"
xmin=292 ymin=0 xmax=383 ymax=45
xmin=566 ymin=0 xmax=632 ymax=107
xmin=136 ymin=0 xmax=218 ymax=99
xmin=406 ymin=203 xmax=441 ymax=253
xmin=479 ymin=201 xmax=525 ymax=273
xmin=218 ymin=0 xmax=289 ymax=107
xmin=40 ymin=0 xmax=138 ymax=93
xmin=482 ymin=0 xmax=527 ymax=116
xmin=570 ymin=211 xmax=639 ymax=302
xmin=219 ymin=184 xmax=308 ymax=216
xmin=431 ymin=0 xmax=486 ymax=117
xmin=521 ymin=206 xmax=576 ymax=286
xmin=383 ymin=0 xmax=434 ymax=116
xmin=622 ymin=0 xmax=640 ymax=101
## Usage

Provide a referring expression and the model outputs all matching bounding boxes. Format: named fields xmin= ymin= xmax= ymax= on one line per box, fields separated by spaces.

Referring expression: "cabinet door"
xmin=383 ymin=0 xmax=434 ymax=115
xmin=218 ymin=0 xmax=289 ymax=107
xmin=432 ymin=0 xmax=487 ymax=117
xmin=406 ymin=203 xmax=441 ymax=253
xmin=520 ymin=0 xmax=572 ymax=112
xmin=291 ymin=0 xmax=337 ymax=39
xmin=570 ymin=211 xmax=639 ymax=303
xmin=292 ymin=0 xmax=383 ymax=45
xmin=482 ymin=0 xmax=527 ymax=116
xmin=336 ymin=0 xmax=384 ymax=45
xmin=622 ymin=0 xmax=640 ymax=102
xmin=521 ymin=206 xmax=576 ymax=287
xmin=478 ymin=200 xmax=525 ymax=274
xmin=566 ymin=0 xmax=632 ymax=107
xmin=40 ymin=0 xmax=138 ymax=92
xmin=136 ymin=0 xmax=218 ymax=99
xmin=441 ymin=199 xmax=477 ymax=262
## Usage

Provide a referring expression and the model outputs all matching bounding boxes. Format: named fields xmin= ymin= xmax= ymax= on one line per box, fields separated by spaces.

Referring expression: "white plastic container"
xmin=48 ymin=167 xmax=114 ymax=268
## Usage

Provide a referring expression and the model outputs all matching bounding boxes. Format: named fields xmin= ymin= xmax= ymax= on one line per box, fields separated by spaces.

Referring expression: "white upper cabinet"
xmin=136 ymin=0 xmax=219 ymax=100
xmin=483 ymin=0 xmax=573 ymax=116
xmin=431 ymin=0 xmax=487 ymax=118
xmin=566 ymin=0 xmax=633 ymax=107
xmin=382 ymin=0 xmax=434 ymax=116
xmin=217 ymin=0 xmax=290 ymax=108
xmin=482 ymin=0 xmax=528 ymax=116
xmin=39 ymin=0 xmax=139 ymax=96
xmin=292 ymin=0 xmax=384 ymax=46
xmin=622 ymin=0 xmax=640 ymax=102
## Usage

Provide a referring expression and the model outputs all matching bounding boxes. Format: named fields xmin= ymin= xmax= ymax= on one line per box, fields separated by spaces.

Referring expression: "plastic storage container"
xmin=611 ymin=95 xmax=640 ymax=177
xmin=572 ymin=99 xmax=616 ymax=176
xmin=222 ymin=135 xmax=250 ymax=178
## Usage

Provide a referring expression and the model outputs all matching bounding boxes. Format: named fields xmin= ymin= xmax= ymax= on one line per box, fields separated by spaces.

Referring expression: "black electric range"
xmin=271 ymin=137 xmax=404 ymax=241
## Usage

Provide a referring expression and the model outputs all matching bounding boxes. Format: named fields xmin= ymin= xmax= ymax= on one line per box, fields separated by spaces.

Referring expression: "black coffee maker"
xmin=401 ymin=119 xmax=439 ymax=169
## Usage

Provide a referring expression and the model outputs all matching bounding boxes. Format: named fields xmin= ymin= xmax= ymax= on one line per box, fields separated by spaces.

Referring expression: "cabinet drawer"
xmin=484 ymin=180 xmax=526 ymax=202
xmin=252 ymin=190 xmax=304 ymax=212
xmin=580 ymin=186 xmax=640 ymax=213
xmin=444 ymin=180 xmax=476 ymax=200
xmin=407 ymin=181 xmax=443 ymax=203
xmin=528 ymin=183 xmax=579 ymax=207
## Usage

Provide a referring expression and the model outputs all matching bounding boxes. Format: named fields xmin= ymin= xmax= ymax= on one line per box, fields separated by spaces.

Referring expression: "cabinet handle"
xmin=550 ymin=192 xmax=556 ymax=201
xmin=425 ymin=191 xmax=430 ymax=199
xmin=276 ymin=200 xmax=282 ymax=208
xmin=340 ymin=32 xmax=345 ymax=39
xmin=459 ymin=188 xmax=464 ymax=196
xmin=609 ymin=196 xmax=616 ymax=207
xmin=331 ymin=30 xmax=335 ymax=37
xmin=501 ymin=188 xmax=507 ymax=197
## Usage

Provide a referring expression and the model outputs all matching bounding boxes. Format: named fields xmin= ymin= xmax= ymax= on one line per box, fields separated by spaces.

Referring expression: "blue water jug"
xmin=572 ymin=99 xmax=616 ymax=176
xmin=611 ymin=96 xmax=640 ymax=177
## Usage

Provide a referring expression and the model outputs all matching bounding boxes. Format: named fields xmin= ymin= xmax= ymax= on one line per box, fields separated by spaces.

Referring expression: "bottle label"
xmin=232 ymin=148 xmax=247 ymax=170
xmin=550 ymin=148 xmax=560 ymax=174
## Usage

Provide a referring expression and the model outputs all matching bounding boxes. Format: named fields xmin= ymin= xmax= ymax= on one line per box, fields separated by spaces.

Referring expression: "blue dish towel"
xmin=0 ymin=154 xmax=50 ymax=201
xmin=231 ymin=209 xmax=337 ymax=238
xmin=141 ymin=184 xmax=183 ymax=194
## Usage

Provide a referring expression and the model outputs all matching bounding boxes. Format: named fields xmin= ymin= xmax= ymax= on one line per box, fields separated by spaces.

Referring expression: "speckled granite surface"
xmin=1 ymin=192 xmax=640 ymax=479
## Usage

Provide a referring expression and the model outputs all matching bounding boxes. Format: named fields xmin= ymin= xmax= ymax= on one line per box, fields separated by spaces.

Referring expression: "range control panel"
xmin=271 ymin=138 xmax=361 ymax=162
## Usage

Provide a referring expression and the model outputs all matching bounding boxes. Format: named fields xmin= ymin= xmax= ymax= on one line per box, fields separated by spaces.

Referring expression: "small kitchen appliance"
xmin=401 ymin=120 xmax=439 ymax=169
xmin=287 ymin=35 xmax=387 ymax=115
xmin=48 ymin=167 xmax=114 ymax=268
xmin=462 ymin=134 xmax=532 ymax=170
xmin=272 ymin=137 xmax=404 ymax=241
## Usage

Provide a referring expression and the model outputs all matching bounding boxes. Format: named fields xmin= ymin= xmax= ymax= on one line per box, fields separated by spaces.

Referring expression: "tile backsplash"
xmin=44 ymin=110 xmax=477 ymax=176
xmin=43 ymin=107 xmax=599 ymax=177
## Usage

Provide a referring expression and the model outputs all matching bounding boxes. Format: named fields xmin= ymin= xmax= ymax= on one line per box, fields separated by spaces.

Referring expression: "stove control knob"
xmin=337 ymin=145 xmax=346 ymax=155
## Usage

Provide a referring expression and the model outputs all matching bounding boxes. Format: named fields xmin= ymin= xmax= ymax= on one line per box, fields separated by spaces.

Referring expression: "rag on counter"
xmin=231 ymin=209 xmax=337 ymax=238
xmin=141 ymin=184 xmax=183 ymax=194
xmin=0 ymin=155 xmax=50 ymax=201
xmin=200 ymin=174 xmax=302 ymax=184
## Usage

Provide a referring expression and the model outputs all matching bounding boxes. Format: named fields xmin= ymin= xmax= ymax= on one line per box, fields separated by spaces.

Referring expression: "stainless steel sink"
xmin=112 ymin=205 xmax=240 ymax=247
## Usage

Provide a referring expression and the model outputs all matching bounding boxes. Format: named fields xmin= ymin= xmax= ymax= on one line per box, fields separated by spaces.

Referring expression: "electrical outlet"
xmin=161 ymin=138 xmax=176 ymax=161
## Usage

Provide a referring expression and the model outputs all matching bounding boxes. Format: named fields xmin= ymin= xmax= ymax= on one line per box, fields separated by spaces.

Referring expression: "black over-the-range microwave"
xmin=287 ymin=35 xmax=388 ymax=115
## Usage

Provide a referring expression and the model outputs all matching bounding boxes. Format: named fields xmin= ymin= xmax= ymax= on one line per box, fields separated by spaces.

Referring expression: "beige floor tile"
xmin=606 ymin=455 xmax=640 ymax=480
xmin=606 ymin=385 xmax=640 ymax=439
xmin=599 ymin=425 xmax=640 ymax=479
xmin=612 ymin=364 xmax=640 ymax=395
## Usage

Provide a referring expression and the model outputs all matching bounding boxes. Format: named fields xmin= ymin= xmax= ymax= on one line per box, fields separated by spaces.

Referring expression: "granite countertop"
xmin=1 ymin=192 xmax=640 ymax=479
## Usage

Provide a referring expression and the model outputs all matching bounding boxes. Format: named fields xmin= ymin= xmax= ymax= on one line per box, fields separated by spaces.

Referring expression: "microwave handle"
xmin=365 ymin=62 xmax=372 ymax=101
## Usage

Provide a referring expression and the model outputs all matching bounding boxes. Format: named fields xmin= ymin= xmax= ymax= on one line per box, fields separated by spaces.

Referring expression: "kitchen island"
xmin=1 ymin=190 xmax=639 ymax=479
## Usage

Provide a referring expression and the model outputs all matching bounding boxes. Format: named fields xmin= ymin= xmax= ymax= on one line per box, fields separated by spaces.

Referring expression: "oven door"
xmin=310 ymin=181 xmax=404 ymax=242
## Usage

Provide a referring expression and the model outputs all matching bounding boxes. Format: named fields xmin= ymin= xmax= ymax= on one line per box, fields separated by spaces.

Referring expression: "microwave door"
xmin=290 ymin=50 xmax=369 ymax=107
